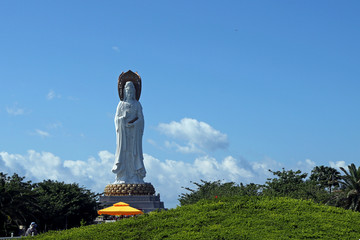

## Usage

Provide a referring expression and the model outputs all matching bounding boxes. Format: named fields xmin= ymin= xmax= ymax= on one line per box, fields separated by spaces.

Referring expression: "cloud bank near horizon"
xmin=0 ymin=149 xmax=345 ymax=208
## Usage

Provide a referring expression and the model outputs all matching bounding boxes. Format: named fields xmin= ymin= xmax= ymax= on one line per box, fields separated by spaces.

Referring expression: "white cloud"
xmin=0 ymin=150 xmax=115 ymax=194
xmin=47 ymin=122 xmax=62 ymax=129
xmin=6 ymin=103 xmax=25 ymax=116
xmin=35 ymin=129 xmax=50 ymax=137
xmin=63 ymin=150 xmax=115 ymax=190
xmin=0 ymin=150 xmax=62 ymax=181
xmin=165 ymin=141 xmax=203 ymax=154
xmin=112 ymin=46 xmax=120 ymax=52
xmin=296 ymin=158 xmax=316 ymax=174
xmin=158 ymin=118 xmax=229 ymax=153
xmin=330 ymin=161 xmax=347 ymax=170
xmin=305 ymin=159 xmax=316 ymax=167
xmin=147 ymin=139 xmax=158 ymax=147
xmin=47 ymin=90 xmax=61 ymax=100
xmin=222 ymin=156 xmax=254 ymax=179
xmin=143 ymin=154 xmax=276 ymax=208
xmin=67 ymin=96 xmax=79 ymax=101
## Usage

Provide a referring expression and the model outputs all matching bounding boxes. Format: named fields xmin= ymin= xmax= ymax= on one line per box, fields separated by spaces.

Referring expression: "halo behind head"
xmin=118 ymin=70 xmax=142 ymax=101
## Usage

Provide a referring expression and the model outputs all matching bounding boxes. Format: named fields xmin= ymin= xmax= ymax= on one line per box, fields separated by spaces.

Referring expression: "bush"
xmin=178 ymin=180 xmax=261 ymax=206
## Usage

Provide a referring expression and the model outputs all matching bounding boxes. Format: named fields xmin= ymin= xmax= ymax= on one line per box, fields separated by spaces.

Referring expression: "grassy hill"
xmin=32 ymin=196 xmax=360 ymax=239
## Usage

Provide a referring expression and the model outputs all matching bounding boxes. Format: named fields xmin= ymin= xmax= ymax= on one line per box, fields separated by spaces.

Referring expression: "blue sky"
xmin=1 ymin=1 xmax=360 ymax=208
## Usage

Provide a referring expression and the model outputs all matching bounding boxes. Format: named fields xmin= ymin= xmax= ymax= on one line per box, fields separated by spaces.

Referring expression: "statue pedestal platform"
xmin=99 ymin=195 xmax=166 ymax=213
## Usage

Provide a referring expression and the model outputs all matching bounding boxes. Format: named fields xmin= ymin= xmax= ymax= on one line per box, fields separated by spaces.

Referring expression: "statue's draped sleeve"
xmin=134 ymin=103 xmax=145 ymax=174
xmin=112 ymin=101 xmax=124 ymax=173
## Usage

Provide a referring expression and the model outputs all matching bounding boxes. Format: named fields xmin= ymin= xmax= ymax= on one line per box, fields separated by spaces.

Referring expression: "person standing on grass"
xmin=25 ymin=222 xmax=38 ymax=236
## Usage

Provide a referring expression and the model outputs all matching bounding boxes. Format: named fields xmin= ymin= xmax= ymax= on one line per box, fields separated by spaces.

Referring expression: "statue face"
xmin=124 ymin=82 xmax=135 ymax=100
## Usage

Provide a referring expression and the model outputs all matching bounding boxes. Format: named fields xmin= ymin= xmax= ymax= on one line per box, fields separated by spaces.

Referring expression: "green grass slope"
xmin=32 ymin=196 xmax=360 ymax=240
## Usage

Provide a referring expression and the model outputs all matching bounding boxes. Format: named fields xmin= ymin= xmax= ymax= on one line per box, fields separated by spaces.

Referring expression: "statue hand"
xmin=126 ymin=122 xmax=134 ymax=128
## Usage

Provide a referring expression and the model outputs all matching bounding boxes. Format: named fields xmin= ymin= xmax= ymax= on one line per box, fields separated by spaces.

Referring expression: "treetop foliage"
xmin=179 ymin=163 xmax=360 ymax=215
xmin=0 ymin=173 xmax=99 ymax=237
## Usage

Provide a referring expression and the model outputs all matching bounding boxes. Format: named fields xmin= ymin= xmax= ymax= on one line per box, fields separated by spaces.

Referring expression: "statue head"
xmin=124 ymin=81 xmax=136 ymax=101
xmin=118 ymin=70 xmax=142 ymax=101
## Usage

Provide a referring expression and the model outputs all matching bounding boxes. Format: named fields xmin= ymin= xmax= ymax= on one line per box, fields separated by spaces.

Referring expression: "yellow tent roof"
xmin=98 ymin=202 xmax=143 ymax=216
xmin=113 ymin=202 xmax=129 ymax=206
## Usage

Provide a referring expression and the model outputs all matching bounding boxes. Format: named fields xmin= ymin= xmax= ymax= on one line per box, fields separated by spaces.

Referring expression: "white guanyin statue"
xmin=112 ymin=78 xmax=146 ymax=184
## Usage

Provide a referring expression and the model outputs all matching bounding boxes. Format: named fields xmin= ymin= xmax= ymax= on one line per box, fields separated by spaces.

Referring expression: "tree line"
xmin=178 ymin=163 xmax=360 ymax=212
xmin=2 ymin=163 xmax=360 ymax=236
xmin=0 ymin=173 xmax=99 ymax=237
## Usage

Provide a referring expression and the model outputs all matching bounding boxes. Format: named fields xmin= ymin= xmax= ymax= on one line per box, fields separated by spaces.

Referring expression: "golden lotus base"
xmin=104 ymin=183 xmax=155 ymax=196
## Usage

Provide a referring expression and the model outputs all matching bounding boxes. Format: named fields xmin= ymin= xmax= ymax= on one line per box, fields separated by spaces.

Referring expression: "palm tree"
xmin=340 ymin=163 xmax=360 ymax=211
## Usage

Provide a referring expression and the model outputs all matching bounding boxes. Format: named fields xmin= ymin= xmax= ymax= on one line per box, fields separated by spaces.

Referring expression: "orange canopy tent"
xmin=97 ymin=202 xmax=143 ymax=216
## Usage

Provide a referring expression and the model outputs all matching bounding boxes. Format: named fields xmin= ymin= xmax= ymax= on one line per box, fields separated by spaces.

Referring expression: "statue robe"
xmin=112 ymin=99 xmax=145 ymax=183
